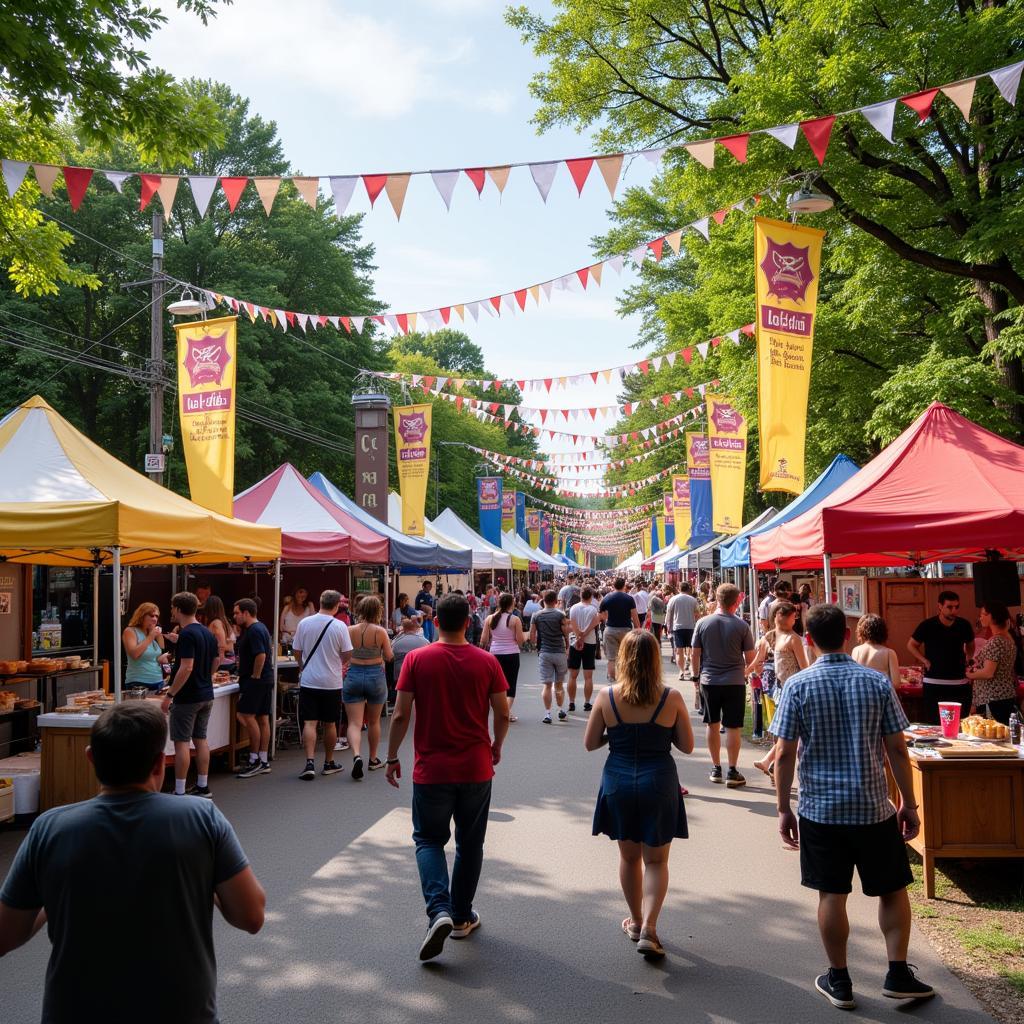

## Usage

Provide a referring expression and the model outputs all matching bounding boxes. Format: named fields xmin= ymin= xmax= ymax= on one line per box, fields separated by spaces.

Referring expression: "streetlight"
xmin=166 ymin=287 xmax=207 ymax=319
xmin=787 ymin=177 xmax=834 ymax=219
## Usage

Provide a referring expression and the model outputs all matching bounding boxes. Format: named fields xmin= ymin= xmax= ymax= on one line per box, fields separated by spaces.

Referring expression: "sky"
xmin=144 ymin=0 xmax=664 ymax=465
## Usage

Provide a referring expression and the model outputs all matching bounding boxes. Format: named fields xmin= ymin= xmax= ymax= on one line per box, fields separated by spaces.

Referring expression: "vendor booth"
xmin=430 ymin=508 xmax=517 ymax=590
xmin=615 ymin=550 xmax=644 ymax=574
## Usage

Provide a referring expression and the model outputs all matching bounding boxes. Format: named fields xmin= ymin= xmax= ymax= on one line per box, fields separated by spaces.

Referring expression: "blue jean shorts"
xmin=343 ymin=663 xmax=387 ymax=705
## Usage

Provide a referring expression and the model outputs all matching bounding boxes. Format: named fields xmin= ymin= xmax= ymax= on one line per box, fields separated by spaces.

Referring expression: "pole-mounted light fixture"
xmin=787 ymin=175 xmax=834 ymax=217
xmin=166 ymin=287 xmax=207 ymax=318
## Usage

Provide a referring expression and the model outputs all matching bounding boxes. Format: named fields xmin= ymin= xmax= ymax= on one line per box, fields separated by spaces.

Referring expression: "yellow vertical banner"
xmin=707 ymin=394 xmax=748 ymax=535
xmin=671 ymin=475 xmax=691 ymax=548
xmin=393 ymin=403 xmax=432 ymax=535
xmin=526 ymin=508 xmax=540 ymax=549
xmin=755 ymin=216 xmax=825 ymax=494
xmin=175 ymin=315 xmax=237 ymax=517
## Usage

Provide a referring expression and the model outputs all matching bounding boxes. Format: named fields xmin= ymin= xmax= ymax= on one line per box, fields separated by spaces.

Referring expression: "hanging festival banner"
xmin=515 ymin=491 xmax=527 ymax=541
xmin=393 ymin=403 xmax=432 ymax=536
xmin=477 ymin=476 xmax=503 ymax=546
xmin=174 ymin=314 xmax=238 ymax=517
xmin=707 ymin=395 xmax=748 ymax=535
xmin=662 ymin=493 xmax=676 ymax=546
xmin=670 ymin=476 xmax=691 ymax=549
xmin=686 ymin=432 xmax=713 ymax=548
xmin=539 ymin=511 xmax=553 ymax=554
xmin=501 ymin=488 xmax=516 ymax=534
xmin=754 ymin=216 xmax=825 ymax=494
xmin=527 ymin=508 xmax=541 ymax=549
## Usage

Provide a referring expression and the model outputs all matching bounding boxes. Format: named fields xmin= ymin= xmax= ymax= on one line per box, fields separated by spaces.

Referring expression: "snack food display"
xmin=960 ymin=715 xmax=1011 ymax=741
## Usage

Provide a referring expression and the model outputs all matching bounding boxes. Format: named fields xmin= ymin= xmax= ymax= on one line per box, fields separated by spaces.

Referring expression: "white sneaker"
xmin=334 ymin=737 xmax=349 ymax=751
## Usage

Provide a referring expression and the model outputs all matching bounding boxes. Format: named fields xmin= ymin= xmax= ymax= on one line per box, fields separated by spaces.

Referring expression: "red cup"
xmin=938 ymin=701 xmax=962 ymax=739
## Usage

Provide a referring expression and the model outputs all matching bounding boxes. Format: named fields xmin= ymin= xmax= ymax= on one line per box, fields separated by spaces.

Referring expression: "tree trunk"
xmin=975 ymin=279 xmax=1024 ymax=431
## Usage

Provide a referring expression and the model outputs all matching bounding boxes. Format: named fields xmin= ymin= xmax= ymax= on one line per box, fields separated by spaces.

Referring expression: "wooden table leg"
xmin=923 ymin=850 xmax=936 ymax=899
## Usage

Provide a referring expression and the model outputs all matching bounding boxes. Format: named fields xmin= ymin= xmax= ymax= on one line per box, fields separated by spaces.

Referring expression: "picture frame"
xmin=836 ymin=575 xmax=866 ymax=617
xmin=794 ymin=575 xmax=819 ymax=602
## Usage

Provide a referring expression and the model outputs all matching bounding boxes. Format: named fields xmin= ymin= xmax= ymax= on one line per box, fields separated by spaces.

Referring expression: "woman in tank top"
xmin=122 ymin=602 xmax=166 ymax=690
xmin=481 ymin=592 xmax=525 ymax=722
xmin=343 ymin=596 xmax=393 ymax=779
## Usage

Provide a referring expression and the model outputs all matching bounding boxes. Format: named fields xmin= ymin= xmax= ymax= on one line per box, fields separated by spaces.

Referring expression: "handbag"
xmin=298 ymin=620 xmax=333 ymax=682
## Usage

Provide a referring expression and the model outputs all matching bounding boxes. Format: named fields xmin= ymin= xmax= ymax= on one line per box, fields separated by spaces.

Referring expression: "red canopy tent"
xmin=749 ymin=402 xmax=1024 ymax=573
xmin=234 ymin=463 xmax=388 ymax=563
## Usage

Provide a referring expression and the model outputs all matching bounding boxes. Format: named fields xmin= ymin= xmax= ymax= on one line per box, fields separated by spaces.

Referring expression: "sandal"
xmin=637 ymin=931 xmax=665 ymax=959
xmin=753 ymin=760 xmax=772 ymax=777
xmin=622 ymin=918 xmax=641 ymax=941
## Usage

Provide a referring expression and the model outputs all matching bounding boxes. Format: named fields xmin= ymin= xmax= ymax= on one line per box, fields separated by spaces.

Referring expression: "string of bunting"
xmin=4 ymin=60 xmax=1019 ymax=219
xmin=462 ymin=433 xmax=687 ymax=472
xmin=487 ymin=456 xmax=685 ymax=498
xmin=521 ymin=496 xmax=663 ymax=519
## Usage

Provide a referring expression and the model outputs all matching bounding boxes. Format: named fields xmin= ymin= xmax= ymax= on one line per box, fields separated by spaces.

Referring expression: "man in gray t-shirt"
xmin=0 ymin=703 xmax=265 ymax=1024
xmin=666 ymin=585 xmax=700 ymax=694
xmin=691 ymin=583 xmax=756 ymax=788
xmin=530 ymin=591 xmax=570 ymax=724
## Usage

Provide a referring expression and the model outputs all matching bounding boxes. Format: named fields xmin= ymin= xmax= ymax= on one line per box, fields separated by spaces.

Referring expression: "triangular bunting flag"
xmin=990 ymin=61 xmax=1024 ymax=106
xmin=330 ymin=176 xmax=357 ymax=216
xmin=648 ymin=237 xmax=665 ymax=261
xmin=800 ymin=116 xmax=836 ymax=165
xmin=860 ymin=99 xmax=897 ymax=142
xmin=590 ymin=262 xmax=603 ymax=286
xmin=138 ymin=173 xmax=161 ymax=211
xmin=407 ymin=312 xmax=418 ymax=333
xmin=596 ymin=154 xmax=623 ymax=197
xmin=465 ymin=168 xmax=486 ymax=195
xmin=363 ymin=174 xmax=388 ymax=206
xmin=291 ymin=176 xmax=319 ymax=208
xmin=430 ymin=169 xmax=459 ymax=210
xmin=514 ymin=288 xmax=527 ymax=311
xmin=2 ymin=160 xmax=29 ymax=198
xmin=189 ymin=176 xmax=218 ymax=218
xmin=576 ymin=266 xmax=590 ymax=289
xmin=384 ymin=173 xmax=411 ymax=219
xmin=630 ymin=245 xmax=647 ymax=267
xmin=529 ymin=284 xmax=541 ymax=305
xmin=683 ymin=140 xmax=715 ymax=169
xmin=643 ymin=147 xmax=666 ymax=163
xmin=33 ymin=164 xmax=60 ymax=198
xmin=440 ymin=306 xmax=451 ymax=325
xmin=900 ymin=88 xmax=939 ymax=122
xmin=529 ymin=161 xmax=559 ymax=202
xmin=766 ymin=123 xmax=800 ymax=149
xmin=565 ymin=157 xmax=594 ymax=195
xmin=467 ymin=301 xmax=480 ymax=321
xmin=155 ymin=175 xmax=179 ymax=218
xmin=541 ymin=281 xmax=553 ymax=300
xmin=691 ymin=217 xmax=710 ymax=240
xmin=454 ymin=303 xmax=465 ymax=320
xmin=941 ymin=80 xmax=976 ymax=120
xmin=253 ymin=177 xmax=281 ymax=216
xmin=665 ymin=229 xmax=683 ymax=255
xmin=712 ymin=208 xmax=728 ymax=225
xmin=486 ymin=166 xmax=511 ymax=194
xmin=220 ymin=176 xmax=249 ymax=212
xmin=62 ymin=166 xmax=93 ymax=211
xmin=697 ymin=343 xmax=709 ymax=359
xmin=103 ymin=170 xmax=131 ymax=194
xmin=718 ymin=133 xmax=750 ymax=162
xmin=352 ymin=316 xmax=366 ymax=333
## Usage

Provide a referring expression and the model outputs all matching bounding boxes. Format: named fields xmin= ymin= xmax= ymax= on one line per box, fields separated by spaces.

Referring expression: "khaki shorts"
xmin=603 ymin=627 xmax=631 ymax=666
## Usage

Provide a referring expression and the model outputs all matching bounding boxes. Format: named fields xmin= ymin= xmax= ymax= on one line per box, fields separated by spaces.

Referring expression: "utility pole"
xmin=149 ymin=210 xmax=165 ymax=485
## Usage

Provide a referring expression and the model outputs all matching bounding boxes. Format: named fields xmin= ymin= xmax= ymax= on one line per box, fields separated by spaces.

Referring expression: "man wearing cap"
xmin=415 ymin=582 xmax=436 ymax=643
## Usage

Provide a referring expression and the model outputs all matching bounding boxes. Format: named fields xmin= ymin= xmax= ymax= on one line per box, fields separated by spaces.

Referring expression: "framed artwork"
xmin=837 ymin=576 xmax=866 ymax=617
xmin=794 ymin=575 xmax=819 ymax=602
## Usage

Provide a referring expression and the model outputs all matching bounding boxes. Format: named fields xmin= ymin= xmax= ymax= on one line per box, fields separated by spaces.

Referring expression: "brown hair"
xmin=616 ymin=629 xmax=663 ymax=707
xmin=171 ymin=591 xmax=198 ymax=616
xmin=773 ymin=600 xmax=797 ymax=625
xmin=716 ymin=583 xmax=740 ymax=610
xmin=203 ymin=594 xmax=231 ymax=639
xmin=127 ymin=602 xmax=159 ymax=630
xmin=856 ymin=613 xmax=888 ymax=644
xmin=489 ymin=592 xmax=515 ymax=629
xmin=89 ymin=702 xmax=167 ymax=786
xmin=358 ymin=595 xmax=383 ymax=625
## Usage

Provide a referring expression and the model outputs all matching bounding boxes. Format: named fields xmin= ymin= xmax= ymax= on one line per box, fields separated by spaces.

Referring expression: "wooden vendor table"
xmin=891 ymin=748 xmax=1024 ymax=898
xmin=37 ymin=684 xmax=246 ymax=810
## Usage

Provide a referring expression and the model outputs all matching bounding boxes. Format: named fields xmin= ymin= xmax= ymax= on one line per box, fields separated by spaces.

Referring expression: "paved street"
xmin=0 ymin=651 xmax=997 ymax=1024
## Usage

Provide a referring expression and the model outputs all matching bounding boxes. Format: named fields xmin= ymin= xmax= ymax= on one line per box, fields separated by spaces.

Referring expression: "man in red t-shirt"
xmin=386 ymin=593 xmax=510 ymax=962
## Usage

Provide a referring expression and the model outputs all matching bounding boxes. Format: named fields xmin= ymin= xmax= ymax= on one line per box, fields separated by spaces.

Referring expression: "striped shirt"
xmin=771 ymin=653 xmax=909 ymax=826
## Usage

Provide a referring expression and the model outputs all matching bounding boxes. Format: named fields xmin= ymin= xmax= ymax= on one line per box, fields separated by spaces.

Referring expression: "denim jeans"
xmin=411 ymin=781 xmax=492 ymax=923
xmin=422 ymin=617 xmax=435 ymax=642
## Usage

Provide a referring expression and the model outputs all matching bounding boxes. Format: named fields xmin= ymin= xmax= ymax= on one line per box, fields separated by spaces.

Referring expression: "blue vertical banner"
xmin=477 ymin=477 xmax=503 ymax=546
xmin=515 ymin=491 xmax=527 ymax=540
xmin=686 ymin=431 xmax=714 ymax=548
xmin=565 ymin=537 xmax=575 ymax=564
xmin=539 ymin=512 xmax=553 ymax=554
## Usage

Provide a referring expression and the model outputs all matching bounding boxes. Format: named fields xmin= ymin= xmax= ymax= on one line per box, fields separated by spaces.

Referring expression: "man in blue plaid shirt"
xmin=773 ymin=602 xmax=934 ymax=1011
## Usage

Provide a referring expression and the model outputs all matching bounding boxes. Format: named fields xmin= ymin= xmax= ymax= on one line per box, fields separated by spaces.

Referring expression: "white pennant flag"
xmin=652 ymin=355 xmax=664 ymax=371
xmin=691 ymin=217 xmax=710 ymax=241
xmin=501 ymin=293 xmax=518 ymax=315
xmin=728 ymin=329 xmax=742 ymax=344
xmin=765 ymin=123 xmax=800 ymax=149
xmin=275 ymin=309 xmax=288 ymax=332
xmin=666 ymin=351 xmax=678 ymax=366
xmin=330 ymin=176 xmax=358 ymax=216
xmin=466 ymin=301 xmax=480 ymax=321
xmin=860 ymin=99 xmax=897 ymax=142
xmin=698 ymin=384 xmax=708 ymax=397
xmin=296 ymin=313 xmax=309 ymax=332
xmin=351 ymin=316 xmax=365 ymax=333
xmin=385 ymin=314 xmax=400 ymax=334
xmin=541 ymin=281 xmax=553 ymax=300
xmin=696 ymin=342 xmax=710 ymax=359
xmin=2 ymin=160 xmax=28 ymax=198
xmin=529 ymin=161 xmax=559 ymax=201
xmin=328 ymin=316 xmax=340 ymax=330
xmin=642 ymin=147 xmax=667 ymax=164
xmin=990 ymin=60 xmax=1024 ymax=105
xmin=607 ymin=254 xmax=625 ymax=275
xmin=630 ymin=245 xmax=647 ymax=267
xmin=103 ymin=170 xmax=131 ymax=194
xmin=189 ymin=176 xmax=218 ymax=218
xmin=430 ymin=170 xmax=459 ymax=210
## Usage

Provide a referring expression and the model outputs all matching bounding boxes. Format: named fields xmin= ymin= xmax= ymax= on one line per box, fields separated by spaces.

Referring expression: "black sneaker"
xmin=542 ymin=713 xmax=552 ymax=724
xmin=882 ymin=964 xmax=934 ymax=1000
xmin=367 ymin=758 xmax=385 ymax=771
xmin=322 ymin=761 xmax=344 ymax=776
xmin=583 ymin=702 xmax=593 ymax=712
xmin=236 ymin=761 xmax=263 ymax=779
xmin=419 ymin=914 xmax=454 ymax=961
xmin=709 ymin=765 xmax=724 ymax=784
xmin=557 ymin=709 xmax=568 ymax=721
xmin=351 ymin=756 xmax=364 ymax=780
xmin=259 ymin=761 xmax=272 ymax=774
xmin=726 ymin=768 xmax=747 ymax=788
xmin=299 ymin=760 xmax=316 ymax=780
xmin=568 ymin=702 xmax=576 ymax=712
xmin=187 ymin=785 xmax=213 ymax=799
xmin=815 ymin=971 xmax=855 ymax=1010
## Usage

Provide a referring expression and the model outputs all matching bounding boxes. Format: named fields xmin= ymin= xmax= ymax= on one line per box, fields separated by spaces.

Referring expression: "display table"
xmin=890 ymin=749 xmax=1024 ymax=898
xmin=37 ymin=684 xmax=245 ymax=810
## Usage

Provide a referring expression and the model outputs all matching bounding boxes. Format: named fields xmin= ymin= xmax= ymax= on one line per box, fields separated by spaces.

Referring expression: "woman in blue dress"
xmin=586 ymin=628 xmax=693 ymax=959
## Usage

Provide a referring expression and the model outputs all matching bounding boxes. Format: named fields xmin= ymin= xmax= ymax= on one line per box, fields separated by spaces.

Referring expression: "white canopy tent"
xmin=615 ymin=550 xmax=644 ymax=572
xmin=431 ymin=508 xmax=513 ymax=572
xmin=653 ymin=542 xmax=681 ymax=574
xmin=502 ymin=530 xmax=562 ymax=570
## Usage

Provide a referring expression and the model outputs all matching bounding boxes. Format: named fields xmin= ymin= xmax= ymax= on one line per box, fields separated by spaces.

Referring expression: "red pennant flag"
xmin=492 ymin=379 xmax=502 ymax=392
xmin=372 ymin=315 xmax=385 ymax=324
xmin=637 ymin=360 xmax=650 ymax=374
xmin=516 ymin=381 xmax=526 ymax=390
xmin=490 ymin=295 xmax=502 ymax=313
xmin=396 ymin=313 xmax=409 ymax=334
xmin=456 ymin=397 xmax=464 ymax=411
xmin=318 ymin=315 xmax=328 ymax=328
xmin=440 ymin=306 xmax=451 ymax=324
xmin=422 ymin=376 xmax=436 ymax=391
xmin=285 ymin=311 xmax=296 ymax=326
xmin=630 ymin=432 xmax=639 ymax=441
xmin=363 ymin=174 xmax=388 ymax=206
xmin=718 ymin=133 xmax=750 ymax=163
xmin=465 ymin=168 xmax=486 ymax=195
xmin=648 ymin=237 xmax=665 ymax=261
xmin=686 ymin=387 xmax=695 ymax=399
xmin=588 ymin=408 xmax=597 ymax=419
xmin=662 ymin=394 xmax=672 ymax=405
xmin=62 ymin=166 xmax=93 ymax=211
xmin=741 ymin=323 xmax=755 ymax=336
xmin=682 ymin=348 xmax=693 ymax=364
xmin=488 ymin=403 xmax=499 ymax=414
xmin=576 ymin=266 xmax=590 ymax=289
xmin=800 ymin=115 xmax=836 ymax=165
xmin=514 ymin=289 xmax=527 ymax=311
xmin=711 ymin=336 xmax=722 ymax=347
xmin=565 ymin=157 xmax=594 ymax=195
xmin=901 ymin=88 xmax=939 ymax=122
xmin=544 ymin=378 xmax=553 ymax=392
xmin=590 ymin=371 xmax=600 ymax=384
xmin=220 ymin=177 xmax=248 ymax=211
xmin=139 ymin=173 xmax=161 ymax=211
xmin=340 ymin=316 xmax=351 ymax=333
xmin=539 ymin=410 xmax=548 ymax=425
xmin=712 ymin=208 xmax=728 ymax=225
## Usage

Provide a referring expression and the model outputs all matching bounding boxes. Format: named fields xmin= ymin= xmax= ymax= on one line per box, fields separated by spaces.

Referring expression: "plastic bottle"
xmin=1010 ymin=711 xmax=1021 ymax=747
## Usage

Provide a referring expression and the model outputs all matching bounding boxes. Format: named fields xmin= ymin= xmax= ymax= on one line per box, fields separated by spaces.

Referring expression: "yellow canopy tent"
xmin=0 ymin=396 xmax=282 ymax=696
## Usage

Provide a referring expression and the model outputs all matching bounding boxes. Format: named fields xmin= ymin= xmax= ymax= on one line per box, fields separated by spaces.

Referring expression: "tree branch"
xmin=832 ymin=347 xmax=888 ymax=371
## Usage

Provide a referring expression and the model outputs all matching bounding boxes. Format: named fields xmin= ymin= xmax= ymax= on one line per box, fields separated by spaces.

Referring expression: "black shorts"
xmin=799 ymin=815 xmax=913 ymax=897
xmin=700 ymin=684 xmax=746 ymax=728
xmin=673 ymin=628 xmax=694 ymax=649
xmin=299 ymin=686 xmax=342 ymax=724
xmin=568 ymin=643 xmax=596 ymax=671
xmin=493 ymin=653 xmax=520 ymax=699
xmin=237 ymin=681 xmax=274 ymax=717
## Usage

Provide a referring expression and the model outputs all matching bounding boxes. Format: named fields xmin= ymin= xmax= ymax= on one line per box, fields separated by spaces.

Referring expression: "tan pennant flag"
xmin=487 ymin=166 xmax=511 ymax=194
xmin=291 ymin=176 xmax=319 ymax=208
xmin=156 ymin=175 xmax=179 ymax=218
xmin=596 ymin=154 xmax=624 ymax=197
xmin=253 ymin=177 xmax=282 ymax=216
xmin=385 ymin=173 xmax=411 ymax=219
xmin=33 ymin=164 xmax=60 ymax=197
xmin=529 ymin=284 xmax=541 ymax=305
xmin=941 ymin=80 xmax=976 ymax=120
xmin=454 ymin=303 xmax=465 ymax=321
xmin=407 ymin=312 xmax=418 ymax=333
xmin=666 ymin=229 xmax=683 ymax=255
xmin=683 ymin=140 xmax=716 ymax=169
xmin=590 ymin=262 xmax=603 ymax=286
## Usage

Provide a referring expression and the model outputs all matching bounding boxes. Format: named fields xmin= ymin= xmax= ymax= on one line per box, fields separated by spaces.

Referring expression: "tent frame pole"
xmin=112 ymin=547 xmax=122 ymax=702
xmin=270 ymin=558 xmax=281 ymax=758
xmin=92 ymin=564 xmax=100 ymax=671
xmin=823 ymin=554 xmax=834 ymax=604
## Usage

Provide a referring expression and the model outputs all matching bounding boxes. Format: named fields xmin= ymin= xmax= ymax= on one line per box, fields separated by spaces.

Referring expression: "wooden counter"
xmin=892 ymin=750 xmax=1024 ymax=898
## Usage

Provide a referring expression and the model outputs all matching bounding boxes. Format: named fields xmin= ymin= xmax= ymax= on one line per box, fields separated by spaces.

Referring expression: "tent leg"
xmin=270 ymin=559 xmax=281 ymax=759
xmin=823 ymin=554 xmax=833 ymax=604
xmin=112 ymin=547 xmax=122 ymax=702
xmin=92 ymin=564 xmax=100 ymax=669
xmin=749 ymin=565 xmax=759 ymax=641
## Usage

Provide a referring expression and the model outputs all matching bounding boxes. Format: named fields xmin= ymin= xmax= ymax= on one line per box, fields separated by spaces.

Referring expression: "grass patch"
xmin=957 ymin=923 xmax=1024 ymax=957
xmin=915 ymin=905 xmax=940 ymax=919
xmin=998 ymin=969 xmax=1024 ymax=994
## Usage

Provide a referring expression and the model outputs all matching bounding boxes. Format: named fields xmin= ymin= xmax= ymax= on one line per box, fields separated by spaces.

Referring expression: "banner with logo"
xmin=686 ymin=431 xmax=713 ymax=548
xmin=671 ymin=475 xmax=691 ymax=552
xmin=175 ymin=315 xmax=238 ymax=517
xmin=501 ymin=488 xmax=516 ymax=533
xmin=707 ymin=395 xmax=748 ymax=535
xmin=527 ymin=508 xmax=540 ymax=549
xmin=539 ymin=512 xmax=553 ymax=554
xmin=662 ymin=493 xmax=676 ymax=546
xmin=477 ymin=476 xmax=503 ymax=545
xmin=393 ymin=403 xmax=432 ymax=535
xmin=515 ymin=490 xmax=527 ymax=540
xmin=755 ymin=216 xmax=825 ymax=494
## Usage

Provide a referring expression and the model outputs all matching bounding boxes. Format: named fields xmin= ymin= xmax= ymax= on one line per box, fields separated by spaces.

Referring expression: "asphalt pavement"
xmin=0 ymin=650 xmax=998 ymax=1024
